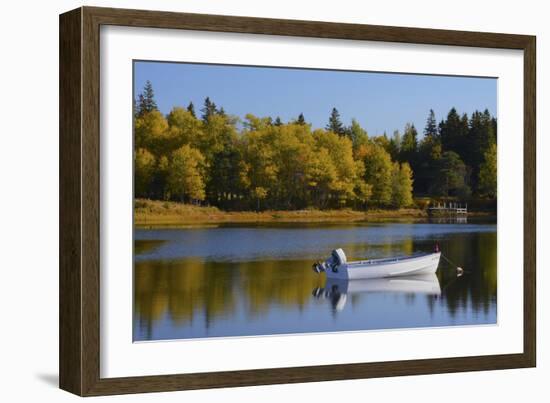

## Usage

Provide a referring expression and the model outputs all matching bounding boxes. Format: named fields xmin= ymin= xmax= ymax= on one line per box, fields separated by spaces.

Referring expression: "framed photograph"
xmin=59 ymin=6 xmax=536 ymax=396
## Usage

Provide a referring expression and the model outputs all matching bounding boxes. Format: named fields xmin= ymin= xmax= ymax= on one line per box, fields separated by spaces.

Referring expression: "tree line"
xmin=134 ymin=80 xmax=496 ymax=211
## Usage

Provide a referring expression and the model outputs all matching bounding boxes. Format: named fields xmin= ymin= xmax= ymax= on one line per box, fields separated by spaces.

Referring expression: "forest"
xmin=134 ymin=80 xmax=497 ymax=211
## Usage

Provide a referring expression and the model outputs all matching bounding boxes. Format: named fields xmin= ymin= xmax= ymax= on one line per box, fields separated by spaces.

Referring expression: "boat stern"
xmin=313 ymin=249 xmax=350 ymax=279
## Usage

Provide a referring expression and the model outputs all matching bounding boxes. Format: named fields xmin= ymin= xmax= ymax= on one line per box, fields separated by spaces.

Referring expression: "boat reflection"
xmin=312 ymin=273 xmax=441 ymax=311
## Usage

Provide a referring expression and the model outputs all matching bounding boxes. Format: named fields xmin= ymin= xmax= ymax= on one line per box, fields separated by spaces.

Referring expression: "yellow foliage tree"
xmin=391 ymin=162 xmax=414 ymax=208
xmin=134 ymin=148 xmax=156 ymax=198
xmin=166 ymin=145 xmax=206 ymax=202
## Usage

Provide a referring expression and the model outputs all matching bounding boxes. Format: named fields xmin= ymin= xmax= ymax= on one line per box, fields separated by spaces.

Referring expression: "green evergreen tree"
xmin=466 ymin=109 xmax=496 ymax=192
xmin=413 ymin=110 xmax=442 ymax=194
xmin=440 ymin=108 xmax=468 ymax=158
xmin=187 ymin=101 xmax=196 ymax=118
xmin=387 ymin=130 xmax=401 ymax=161
xmin=399 ymin=123 xmax=418 ymax=162
xmin=430 ymin=151 xmax=470 ymax=197
xmin=459 ymin=113 xmax=470 ymax=157
xmin=326 ymin=107 xmax=345 ymax=135
xmin=274 ymin=117 xmax=283 ymax=126
xmin=424 ymin=109 xmax=438 ymax=138
xmin=201 ymin=97 xmax=217 ymax=122
xmin=296 ymin=113 xmax=306 ymax=125
xmin=137 ymin=80 xmax=158 ymax=116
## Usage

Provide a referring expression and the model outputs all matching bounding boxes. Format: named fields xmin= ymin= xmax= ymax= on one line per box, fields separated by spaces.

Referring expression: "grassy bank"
xmin=134 ymin=199 xmax=427 ymax=226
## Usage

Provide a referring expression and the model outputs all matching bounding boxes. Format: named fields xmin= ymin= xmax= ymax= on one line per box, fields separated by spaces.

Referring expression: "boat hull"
xmin=325 ymin=252 xmax=441 ymax=280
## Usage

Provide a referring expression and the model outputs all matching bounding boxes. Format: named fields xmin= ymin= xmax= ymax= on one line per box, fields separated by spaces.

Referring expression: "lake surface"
xmin=134 ymin=220 xmax=497 ymax=341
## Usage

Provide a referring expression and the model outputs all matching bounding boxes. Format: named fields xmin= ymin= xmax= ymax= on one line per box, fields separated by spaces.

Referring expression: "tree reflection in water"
xmin=134 ymin=228 xmax=496 ymax=340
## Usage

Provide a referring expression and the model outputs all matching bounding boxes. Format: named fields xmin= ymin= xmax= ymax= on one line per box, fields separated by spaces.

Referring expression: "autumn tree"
xmin=134 ymin=97 xmax=495 ymax=210
xmin=313 ymin=129 xmax=358 ymax=206
xmin=134 ymin=110 xmax=169 ymax=153
xmin=166 ymin=107 xmax=204 ymax=150
xmin=348 ymin=119 xmax=369 ymax=151
xmin=134 ymin=148 xmax=156 ymax=198
xmin=478 ymin=142 xmax=497 ymax=197
xmin=308 ymin=148 xmax=338 ymax=208
xmin=361 ymin=142 xmax=393 ymax=206
xmin=391 ymin=162 xmax=414 ymax=208
xmin=166 ymin=145 xmax=206 ymax=202
xmin=240 ymin=128 xmax=278 ymax=210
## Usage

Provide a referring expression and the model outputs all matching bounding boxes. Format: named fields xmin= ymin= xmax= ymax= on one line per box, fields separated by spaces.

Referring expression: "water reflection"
xmin=134 ymin=222 xmax=497 ymax=341
xmin=313 ymin=274 xmax=441 ymax=312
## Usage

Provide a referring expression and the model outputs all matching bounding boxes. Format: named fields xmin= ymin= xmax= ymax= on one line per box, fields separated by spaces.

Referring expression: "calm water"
xmin=134 ymin=220 xmax=497 ymax=341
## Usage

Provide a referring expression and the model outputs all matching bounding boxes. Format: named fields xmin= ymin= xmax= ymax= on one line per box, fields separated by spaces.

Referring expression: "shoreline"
xmin=134 ymin=199 xmax=494 ymax=227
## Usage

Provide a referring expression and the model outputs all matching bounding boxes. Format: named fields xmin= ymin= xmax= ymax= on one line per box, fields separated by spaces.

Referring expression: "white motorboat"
xmin=313 ymin=248 xmax=441 ymax=280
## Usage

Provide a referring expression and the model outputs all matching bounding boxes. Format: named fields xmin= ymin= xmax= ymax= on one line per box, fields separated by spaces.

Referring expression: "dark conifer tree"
xmin=201 ymin=97 xmax=217 ymax=122
xmin=137 ymin=80 xmax=158 ymax=116
xmin=424 ymin=109 xmax=438 ymax=138
xmin=400 ymin=124 xmax=418 ymax=158
xmin=297 ymin=113 xmax=306 ymax=125
xmin=387 ymin=130 xmax=401 ymax=161
xmin=459 ymin=113 xmax=470 ymax=157
xmin=274 ymin=117 xmax=283 ymax=126
xmin=440 ymin=108 xmax=467 ymax=158
xmin=467 ymin=109 xmax=496 ymax=192
xmin=187 ymin=101 xmax=196 ymax=118
xmin=415 ymin=110 xmax=442 ymax=194
xmin=326 ymin=107 xmax=345 ymax=135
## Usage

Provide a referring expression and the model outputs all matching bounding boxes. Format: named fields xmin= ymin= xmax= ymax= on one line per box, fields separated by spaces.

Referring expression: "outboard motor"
xmin=331 ymin=248 xmax=347 ymax=266
xmin=312 ymin=262 xmax=324 ymax=273
xmin=313 ymin=249 xmax=347 ymax=274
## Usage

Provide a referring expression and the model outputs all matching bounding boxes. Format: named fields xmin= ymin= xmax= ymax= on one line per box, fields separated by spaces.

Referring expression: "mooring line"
xmin=441 ymin=252 xmax=469 ymax=275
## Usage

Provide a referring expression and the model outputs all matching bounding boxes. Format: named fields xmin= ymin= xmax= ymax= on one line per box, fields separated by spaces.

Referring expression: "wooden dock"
xmin=427 ymin=202 xmax=468 ymax=215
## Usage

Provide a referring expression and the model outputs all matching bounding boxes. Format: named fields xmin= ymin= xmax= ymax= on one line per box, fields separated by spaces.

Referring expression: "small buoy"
xmin=456 ymin=267 xmax=464 ymax=277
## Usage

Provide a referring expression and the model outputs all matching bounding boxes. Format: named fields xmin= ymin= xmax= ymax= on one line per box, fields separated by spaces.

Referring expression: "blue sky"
xmin=134 ymin=61 xmax=497 ymax=137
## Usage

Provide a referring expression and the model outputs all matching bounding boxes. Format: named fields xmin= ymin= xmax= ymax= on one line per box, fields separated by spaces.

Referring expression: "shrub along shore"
xmin=134 ymin=199 xmax=429 ymax=226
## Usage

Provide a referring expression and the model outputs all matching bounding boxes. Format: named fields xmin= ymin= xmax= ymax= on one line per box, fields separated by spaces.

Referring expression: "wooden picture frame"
xmin=59 ymin=6 xmax=536 ymax=396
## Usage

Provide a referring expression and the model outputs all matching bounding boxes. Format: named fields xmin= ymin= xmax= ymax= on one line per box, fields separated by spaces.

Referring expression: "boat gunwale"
xmin=346 ymin=251 xmax=439 ymax=267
